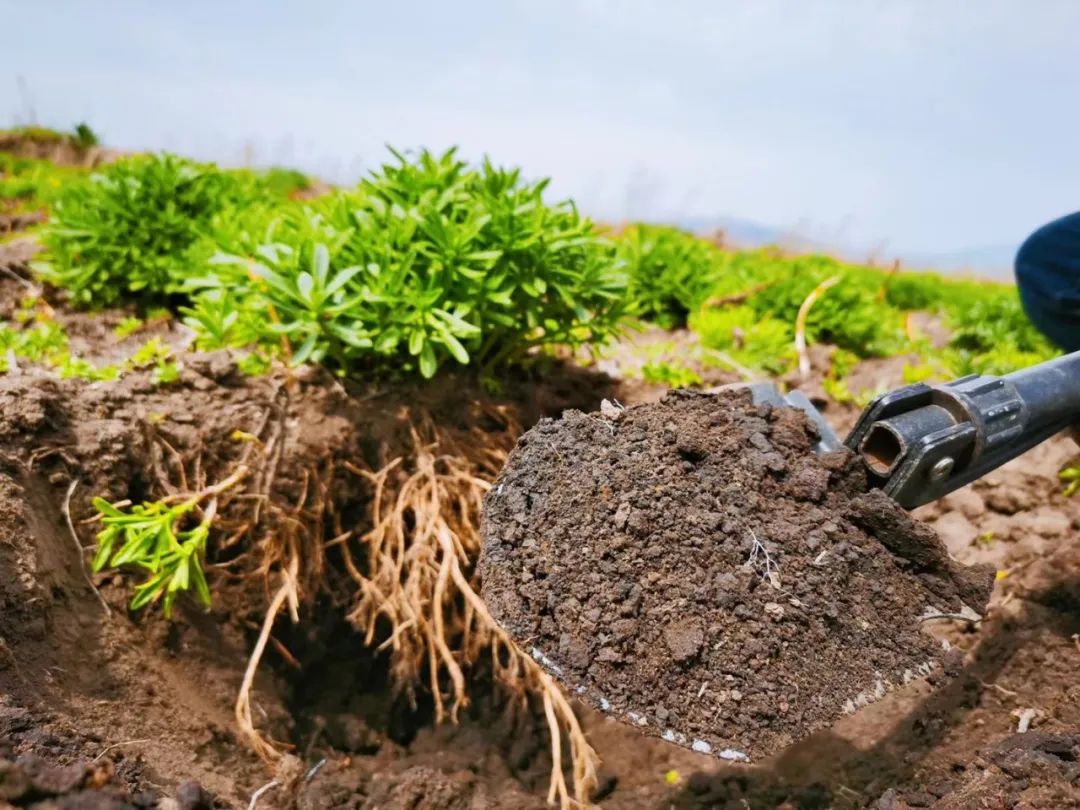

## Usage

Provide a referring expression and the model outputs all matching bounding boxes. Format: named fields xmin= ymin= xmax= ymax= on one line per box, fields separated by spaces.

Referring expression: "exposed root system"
xmin=338 ymin=412 xmax=599 ymax=805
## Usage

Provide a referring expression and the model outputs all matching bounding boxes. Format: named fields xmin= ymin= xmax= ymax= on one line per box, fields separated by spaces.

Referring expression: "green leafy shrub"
xmin=742 ymin=255 xmax=907 ymax=357
xmin=35 ymin=153 xmax=261 ymax=306
xmin=666 ymin=243 xmax=1054 ymax=381
xmin=690 ymin=305 xmax=794 ymax=375
xmin=186 ymin=148 xmax=627 ymax=377
xmin=256 ymin=167 xmax=315 ymax=198
xmin=881 ymin=270 xmax=952 ymax=311
xmin=617 ymin=225 xmax=720 ymax=328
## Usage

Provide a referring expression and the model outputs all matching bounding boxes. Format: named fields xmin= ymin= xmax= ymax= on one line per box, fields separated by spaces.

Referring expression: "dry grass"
xmin=795 ymin=273 xmax=841 ymax=379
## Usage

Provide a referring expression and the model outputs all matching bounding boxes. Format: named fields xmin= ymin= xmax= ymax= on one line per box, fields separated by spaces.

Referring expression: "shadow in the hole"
xmin=668 ymin=575 xmax=1080 ymax=809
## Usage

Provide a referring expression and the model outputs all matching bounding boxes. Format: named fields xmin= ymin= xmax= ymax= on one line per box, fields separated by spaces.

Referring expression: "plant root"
xmin=342 ymin=410 xmax=600 ymax=807
xmin=235 ymin=559 xmax=299 ymax=762
xmin=795 ymin=273 xmax=841 ymax=379
xmin=221 ymin=392 xmax=599 ymax=806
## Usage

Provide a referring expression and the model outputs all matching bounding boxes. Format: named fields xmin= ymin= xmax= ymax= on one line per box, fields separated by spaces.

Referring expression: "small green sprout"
xmin=1060 ymin=464 xmax=1080 ymax=497
xmin=640 ymin=361 xmax=702 ymax=389
xmin=58 ymin=356 xmax=120 ymax=381
xmin=125 ymin=337 xmax=180 ymax=384
xmin=236 ymin=351 xmax=272 ymax=376
xmin=91 ymin=467 xmax=246 ymax=616
xmin=113 ymin=316 xmax=143 ymax=338
xmin=151 ymin=358 xmax=180 ymax=385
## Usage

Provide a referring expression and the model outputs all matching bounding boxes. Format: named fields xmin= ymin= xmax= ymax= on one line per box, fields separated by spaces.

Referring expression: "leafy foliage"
xmin=186 ymin=148 xmax=627 ymax=377
xmin=616 ymin=224 xmax=721 ymax=328
xmin=640 ymin=361 xmax=702 ymax=388
xmin=35 ymin=153 xmax=263 ymax=306
xmin=20 ymin=140 xmax=1057 ymax=387
xmin=256 ymin=167 xmax=315 ymax=198
xmin=1060 ymin=464 xmax=1080 ymax=497
xmin=0 ymin=320 xmax=68 ymax=371
xmin=91 ymin=497 xmax=213 ymax=616
xmin=690 ymin=305 xmax=795 ymax=375
xmin=0 ymin=295 xmax=180 ymax=382
xmin=642 ymin=235 xmax=1056 ymax=379
xmin=0 ymin=153 xmax=83 ymax=212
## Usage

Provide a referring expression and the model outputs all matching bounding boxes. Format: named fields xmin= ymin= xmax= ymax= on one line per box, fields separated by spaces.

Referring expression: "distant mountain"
xmin=664 ymin=215 xmax=1018 ymax=281
xmin=672 ymin=215 xmax=824 ymax=252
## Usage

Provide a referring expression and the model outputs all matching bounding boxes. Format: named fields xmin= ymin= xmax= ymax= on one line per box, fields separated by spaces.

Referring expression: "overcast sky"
xmin=4 ymin=1 xmax=1079 ymax=257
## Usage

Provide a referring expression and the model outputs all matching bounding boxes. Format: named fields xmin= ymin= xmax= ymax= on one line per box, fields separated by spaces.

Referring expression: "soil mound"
xmin=480 ymin=389 xmax=994 ymax=761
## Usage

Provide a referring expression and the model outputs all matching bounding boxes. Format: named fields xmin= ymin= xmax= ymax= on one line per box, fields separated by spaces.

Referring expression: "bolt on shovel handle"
xmin=845 ymin=349 xmax=1080 ymax=509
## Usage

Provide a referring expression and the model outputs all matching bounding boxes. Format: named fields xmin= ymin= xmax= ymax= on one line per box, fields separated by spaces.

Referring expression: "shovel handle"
xmin=846 ymin=350 xmax=1080 ymax=509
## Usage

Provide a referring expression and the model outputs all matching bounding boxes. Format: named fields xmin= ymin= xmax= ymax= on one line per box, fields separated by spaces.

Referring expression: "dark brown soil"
xmin=480 ymin=389 xmax=994 ymax=761
xmin=0 ymin=326 xmax=614 ymax=808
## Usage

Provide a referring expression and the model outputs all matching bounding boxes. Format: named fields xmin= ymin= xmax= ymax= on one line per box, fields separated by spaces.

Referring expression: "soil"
xmin=0 ymin=131 xmax=113 ymax=167
xmin=0 ymin=233 xmax=1078 ymax=807
xmin=479 ymin=389 xmax=994 ymax=761
xmin=0 ymin=259 xmax=616 ymax=809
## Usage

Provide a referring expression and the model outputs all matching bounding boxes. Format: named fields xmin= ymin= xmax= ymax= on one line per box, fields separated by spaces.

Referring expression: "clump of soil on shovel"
xmin=480 ymin=389 xmax=994 ymax=761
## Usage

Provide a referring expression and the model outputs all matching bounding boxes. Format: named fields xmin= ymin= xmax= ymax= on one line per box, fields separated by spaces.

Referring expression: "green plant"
xmin=902 ymin=360 xmax=940 ymax=384
xmin=58 ymin=355 xmax=121 ymax=381
xmin=1060 ymin=464 xmax=1080 ymax=497
xmin=820 ymin=348 xmax=859 ymax=403
xmin=113 ymin=316 xmax=143 ymax=338
xmin=0 ymin=153 xmax=82 ymax=211
xmin=125 ymin=337 xmax=180 ymax=384
xmin=0 ymin=320 xmax=68 ymax=370
xmin=690 ymin=305 xmax=795 ymax=375
xmin=743 ymin=256 xmax=906 ymax=357
xmin=640 ymin=360 xmax=702 ymax=388
xmin=617 ymin=225 xmax=720 ymax=328
xmin=0 ymin=305 xmax=183 ymax=383
xmin=35 ymin=153 xmax=261 ymax=306
xmin=92 ymin=498 xmax=212 ymax=615
xmin=186 ymin=148 xmax=627 ymax=377
xmin=236 ymin=351 xmax=272 ymax=376
xmin=72 ymin=122 xmax=100 ymax=150
xmin=256 ymin=166 xmax=314 ymax=198
xmin=91 ymin=468 xmax=245 ymax=616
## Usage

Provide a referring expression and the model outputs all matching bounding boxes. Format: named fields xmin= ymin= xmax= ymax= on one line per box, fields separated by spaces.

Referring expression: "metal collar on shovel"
xmin=740 ymin=348 xmax=1080 ymax=509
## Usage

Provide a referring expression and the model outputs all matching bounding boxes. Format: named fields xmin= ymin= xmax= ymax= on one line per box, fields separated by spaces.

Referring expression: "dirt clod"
xmin=481 ymin=390 xmax=994 ymax=760
xmin=173 ymin=781 xmax=213 ymax=810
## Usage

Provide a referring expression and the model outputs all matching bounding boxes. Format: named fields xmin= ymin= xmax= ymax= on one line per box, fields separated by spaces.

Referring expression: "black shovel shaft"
xmin=845 ymin=349 xmax=1080 ymax=509
xmin=1010 ymin=351 xmax=1080 ymax=430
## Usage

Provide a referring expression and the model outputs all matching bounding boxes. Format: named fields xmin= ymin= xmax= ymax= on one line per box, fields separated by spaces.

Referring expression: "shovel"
xmin=480 ymin=350 xmax=1080 ymax=760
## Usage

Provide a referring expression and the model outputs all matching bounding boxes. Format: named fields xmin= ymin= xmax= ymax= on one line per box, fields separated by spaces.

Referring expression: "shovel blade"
xmin=713 ymin=381 xmax=842 ymax=454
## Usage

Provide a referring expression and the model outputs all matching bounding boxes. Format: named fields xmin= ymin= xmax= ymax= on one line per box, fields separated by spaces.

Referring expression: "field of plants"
xmin=0 ymin=126 xmax=1077 ymax=810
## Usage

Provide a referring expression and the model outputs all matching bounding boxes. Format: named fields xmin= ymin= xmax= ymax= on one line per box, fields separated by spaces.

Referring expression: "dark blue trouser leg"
xmin=1014 ymin=211 xmax=1080 ymax=352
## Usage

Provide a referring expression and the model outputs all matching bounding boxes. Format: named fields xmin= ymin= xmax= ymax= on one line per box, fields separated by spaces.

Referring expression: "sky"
xmin=4 ymin=1 xmax=1080 ymax=263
